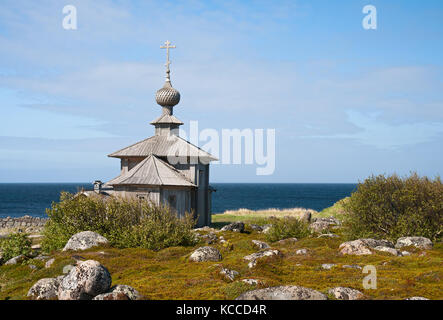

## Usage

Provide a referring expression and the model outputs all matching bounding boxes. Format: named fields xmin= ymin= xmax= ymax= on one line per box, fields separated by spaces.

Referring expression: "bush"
xmin=41 ymin=192 xmax=197 ymax=252
xmin=265 ymin=217 xmax=311 ymax=242
xmin=342 ymin=173 xmax=443 ymax=241
xmin=0 ymin=232 xmax=32 ymax=262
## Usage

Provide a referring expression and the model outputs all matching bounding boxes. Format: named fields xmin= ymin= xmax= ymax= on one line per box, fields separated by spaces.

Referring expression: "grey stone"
xmin=339 ymin=238 xmax=394 ymax=256
xmin=252 ymin=240 xmax=270 ymax=250
xmin=63 ymin=264 xmax=75 ymax=274
xmin=236 ymin=285 xmax=327 ymax=300
xmin=261 ymin=224 xmax=273 ymax=234
xmin=58 ymin=260 xmax=112 ymax=300
xmin=342 ymin=264 xmax=362 ymax=270
xmin=45 ymin=258 xmax=55 ymax=268
xmin=29 ymin=264 xmax=38 ymax=270
xmin=395 ymin=237 xmax=433 ymax=250
xmin=63 ymin=231 xmax=109 ymax=251
xmin=328 ymin=287 xmax=364 ymax=300
xmin=405 ymin=296 xmax=429 ymax=300
xmin=110 ymin=285 xmax=142 ymax=300
xmin=249 ymin=224 xmax=263 ymax=232
xmin=276 ymin=238 xmax=298 ymax=245
xmin=310 ymin=218 xmax=340 ymax=232
xmin=189 ymin=246 xmax=222 ymax=262
xmin=221 ymin=222 xmax=245 ymax=233
xmin=321 ymin=263 xmax=337 ymax=270
xmin=300 ymin=211 xmax=312 ymax=223
xmin=242 ymin=279 xmax=260 ymax=285
xmin=4 ymin=254 xmax=26 ymax=265
xmin=220 ymin=268 xmax=239 ymax=281
xmin=374 ymin=246 xmax=402 ymax=256
xmin=243 ymin=249 xmax=281 ymax=268
xmin=296 ymin=249 xmax=308 ymax=255
xmin=27 ymin=278 xmax=60 ymax=300
xmin=93 ymin=292 xmax=129 ymax=300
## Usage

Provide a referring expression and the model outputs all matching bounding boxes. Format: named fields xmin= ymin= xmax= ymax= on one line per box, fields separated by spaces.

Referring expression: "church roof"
xmin=108 ymin=134 xmax=218 ymax=161
xmin=106 ymin=154 xmax=196 ymax=187
xmin=150 ymin=113 xmax=184 ymax=125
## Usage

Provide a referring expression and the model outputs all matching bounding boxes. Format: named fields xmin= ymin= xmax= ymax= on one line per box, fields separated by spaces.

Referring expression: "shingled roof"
xmin=108 ymin=134 xmax=217 ymax=161
xmin=107 ymin=154 xmax=196 ymax=187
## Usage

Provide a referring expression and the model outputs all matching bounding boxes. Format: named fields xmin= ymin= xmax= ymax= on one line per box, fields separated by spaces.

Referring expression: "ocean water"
xmin=0 ymin=183 xmax=357 ymax=218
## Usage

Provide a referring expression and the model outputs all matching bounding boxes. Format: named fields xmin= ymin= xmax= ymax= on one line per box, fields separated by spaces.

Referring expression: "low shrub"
xmin=265 ymin=217 xmax=311 ymax=242
xmin=342 ymin=173 xmax=443 ymax=241
xmin=0 ymin=232 xmax=32 ymax=262
xmin=41 ymin=192 xmax=197 ymax=252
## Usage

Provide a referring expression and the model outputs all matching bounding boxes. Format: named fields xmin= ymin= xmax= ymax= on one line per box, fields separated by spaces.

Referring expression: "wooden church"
xmin=92 ymin=41 xmax=217 ymax=227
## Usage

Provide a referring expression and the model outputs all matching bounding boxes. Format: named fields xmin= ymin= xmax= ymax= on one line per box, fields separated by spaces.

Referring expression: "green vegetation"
xmin=265 ymin=217 xmax=311 ymax=242
xmin=342 ymin=173 xmax=443 ymax=241
xmin=42 ymin=192 xmax=197 ymax=252
xmin=0 ymin=233 xmax=32 ymax=262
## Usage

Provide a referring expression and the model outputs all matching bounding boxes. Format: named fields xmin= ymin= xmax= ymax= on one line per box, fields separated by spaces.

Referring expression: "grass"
xmin=1 ymin=200 xmax=441 ymax=300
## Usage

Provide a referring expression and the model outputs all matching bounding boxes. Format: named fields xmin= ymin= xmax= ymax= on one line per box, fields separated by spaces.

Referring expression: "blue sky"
xmin=0 ymin=0 xmax=442 ymax=183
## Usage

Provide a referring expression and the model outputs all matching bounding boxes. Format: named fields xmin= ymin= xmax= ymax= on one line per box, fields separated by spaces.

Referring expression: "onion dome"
xmin=155 ymin=81 xmax=180 ymax=107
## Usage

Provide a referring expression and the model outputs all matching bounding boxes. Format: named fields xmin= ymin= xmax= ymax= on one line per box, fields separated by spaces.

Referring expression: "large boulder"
xmin=63 ymin=231 xmax=109 ymax=251
xmin=58 ymin=260 xmax=112 ymax=300
xmin=236 ymin=286 xmax=327 ymax=300
xmin=339 ymin=238 xmax=394 ymax=255
xmin=243 ymin=249 xmax=281 ymax=268
xmin=27 ymin=278 xmax=60 ymax=300
xmin=189 ymin=246 xmax=222 ymax=262
xmin=395 ymin=237 xmax=433 ymax=250
xmin=221 ymin=222 xmax=245 ymax=233
xmin=328 ymin=287 xmax=364 ymax=300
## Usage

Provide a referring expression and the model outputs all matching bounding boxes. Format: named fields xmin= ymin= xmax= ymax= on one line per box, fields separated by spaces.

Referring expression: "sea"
xmin=0 ymin=183 xmax=357 ymax=219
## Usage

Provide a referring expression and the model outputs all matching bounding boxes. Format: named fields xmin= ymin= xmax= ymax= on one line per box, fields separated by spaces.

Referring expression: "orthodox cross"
xmin=160 ymin=40 xmax=176 ymax=81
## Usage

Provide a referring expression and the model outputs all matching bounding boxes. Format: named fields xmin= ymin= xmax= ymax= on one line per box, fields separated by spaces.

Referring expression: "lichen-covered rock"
xmin=63 ymin=264 xmax=75 ymax=274
xmin=321 ymin=263 xmax=337 ymax=270
xmin=221 ymin=222 xmax=245 ymax=233
xmin=200 ymin=232 xmax=218 ymax=244
xmin=93 ymin=292 xmax=129 ymax=300
xmin=252 ymin=240 xmax=270 ymax=250
xmin=45 ymin=258 xmax=55 ymax=268
xmin=220 ymin=268 xmax=239 ymax=281
xmin=249 ymin=224 xmax=263 ymax=232
xmin=374 ymin=246 xmax=402 ymax=256
xmin=236 ymin=285 xmax=327 ymax=300
xmin=243 ymin=249 xmax=281 ymax=268
xmin=405 ymin=296 xmax=429 ymax=300
xmin=395 ymin=237 xmax=433 ymax=250
xmin=4 ymin=254 xmax=26 ymax=265
xmin=296 ymin=249 xmax=308 ymax=255
xmin=339 ymin=238 xmax=394 ymax=255
xmin=63 ymin=231 xmax=109 ymax=251
xmin=261 ymin=224 xmax=273 ymax=234
xmin=189 ymin=246 xmax=222 ymax=262
xmin=27 ymin=278 xmax=60 ymax=300
xmin=109 ymin=285 xmax=141 ymax=300
xmin=58 ymin=260 xmax=112 ymax=300
xmin=310 ymin=218 xmax=340 ymax=232
xmin=328 ymin=287 xmax=364 ymax=300
xmin=277 ymin=238 xmax=298 ymax=245
xmin=242 ymin=279 xmax=260 ymax=285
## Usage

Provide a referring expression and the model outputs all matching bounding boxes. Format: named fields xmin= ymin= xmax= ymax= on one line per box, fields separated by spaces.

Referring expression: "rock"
xmin=300 ymin=211 xmax=312 ymax=223
xmin=236 ymin=285 xmax=327 ymax=300
xmin=45 ymin=258 xmax=55 ymax=268
xmin=249 ymin=224 xmax=263 ymax=232
xmin=34 ymin=255 xmax=50 ymax=261
xmin=31 ymin=244 xmax=42 ymax=250
xmin=339 ymin=238 xmax=394 ymax=256
xmin=374 ymin=246 xmax=402 ymax=256
xmin=242 ymin=279 xmax=260 ymax=285
xmin=405 ymin=296 xmax=429 ymax=300
xmin=395 ymin=237 xmax=433 ymax=250
xmin=221 ymin=222 xmax=245 ymax=233
xmin=27 ymin=278 xmax=60 ymax=300
xmin=189 ymin=246 xmax=222 ymax=262
xmin=93 ymin=292 xmax=129 ymax=300
xmin=58 ymin=260 xmax=112 ymax=300
xmin=29 ymin=264 xmax=38 ymax=270
xmin=62 ymin=231 xmax=109 ymax=251
xmin=296 ymin=249 xmax=308 ymax=255
xmin=342 ymin=264 xmax=362 ymax=270
xmin=252 ymin=240 xmax=270 ymax=250
xmin=318 ymin=233 xmax=339 ymax=238
xmin=310 ymin=218 xmax=340 ymax=232
xmin=220 ymin=268 xmax=239 ymax=281
xmin=321 ymin=263 xmax=337 ymax=270
xmin=63 ymin=264 xmax=75 ymax=274
xmin=261 ymin=224 xmax=273 ymax=234
xmin=193 ymin=226 xmax=218 ymax=233
xmin=328 ymin=287 xmax=364 ymax=300
xmin=4 ymin=254 xmax=26 ymax=265
xmin=401 ymin=251 xmax=411 ymax=256
xmin=201 ymin=232 xmax=218 ymax=244
xmin=277 ymin=238 xmax=298 ymax=245
xmin=109 ymin=285 xmax=141 ymax=300
xmin=243 ymin=249 xmax=281 ymax=268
